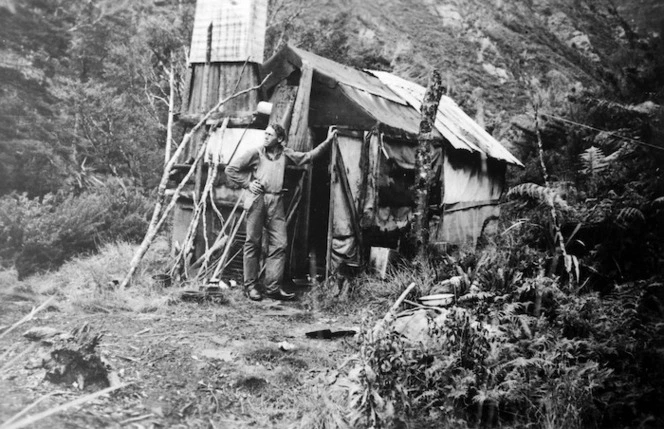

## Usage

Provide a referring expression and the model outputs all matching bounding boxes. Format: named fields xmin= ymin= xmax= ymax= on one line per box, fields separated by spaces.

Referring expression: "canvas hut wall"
xmin=326 ymin=132 xmax=509 ymax=266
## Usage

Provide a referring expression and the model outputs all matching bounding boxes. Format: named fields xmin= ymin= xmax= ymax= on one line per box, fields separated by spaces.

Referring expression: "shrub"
xmin=0 ymin=183 xmax=152 ymax=279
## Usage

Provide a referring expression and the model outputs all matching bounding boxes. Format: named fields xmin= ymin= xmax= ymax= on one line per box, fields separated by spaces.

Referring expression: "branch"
xmin=0 ymin=384 xmax=130 ymax=429
xmin=0 ymin=296 xmax=55 ymax=341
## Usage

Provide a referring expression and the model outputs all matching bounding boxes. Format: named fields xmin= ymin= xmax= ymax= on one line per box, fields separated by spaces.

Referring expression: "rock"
xmin=23 ymin=326 xmax=61 ymax=341
xmin=198 ymin=348 xmax=234 ymax=362
xmin=278 ymin=341 xmax=297 ymax=351
xmin=482 ymin=63 xmax=511 ymax=83
xmin=433 ymin=4 xmax=464 ymax=30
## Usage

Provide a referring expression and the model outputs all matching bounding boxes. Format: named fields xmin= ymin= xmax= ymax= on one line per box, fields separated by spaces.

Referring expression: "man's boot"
xmin=245 ymin=286 xmax=262 ymax=301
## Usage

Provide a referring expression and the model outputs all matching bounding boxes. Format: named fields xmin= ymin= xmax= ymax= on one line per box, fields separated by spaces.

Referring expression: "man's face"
xmin=264 ymin=126 xmax=282 ymax=148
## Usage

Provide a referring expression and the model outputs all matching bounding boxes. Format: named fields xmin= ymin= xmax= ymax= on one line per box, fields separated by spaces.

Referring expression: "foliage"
xmin=0 ymin=182 xmax=152 ymax=278
xmin=507 ymin=183 xmax=569 ymax=210
xmin=335 ymin=237 xmax=664 ymax=428
xmin=265 ymin=4 xmax=391 ymax=71
xmin=0 ymin=0 xmax=192 ymax=197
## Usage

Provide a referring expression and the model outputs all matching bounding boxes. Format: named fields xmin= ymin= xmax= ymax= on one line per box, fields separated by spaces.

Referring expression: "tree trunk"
xmin=413 ymin=69 xmax=444 ymax=260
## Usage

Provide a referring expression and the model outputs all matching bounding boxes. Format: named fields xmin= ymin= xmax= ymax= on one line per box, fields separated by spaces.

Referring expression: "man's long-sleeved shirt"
xmin=225 ymin=140 xmax=330 ymax=208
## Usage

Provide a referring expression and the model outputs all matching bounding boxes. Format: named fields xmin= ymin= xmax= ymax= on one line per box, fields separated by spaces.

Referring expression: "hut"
xmin=169 ymin=0 xmax=523 ymax=282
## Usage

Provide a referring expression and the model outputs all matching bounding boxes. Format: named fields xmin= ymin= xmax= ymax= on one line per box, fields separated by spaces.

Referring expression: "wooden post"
xmin=287 ymin=63 xmax=313 ymax=276
xmin=413 ymin=69 xmax=444 ymax=259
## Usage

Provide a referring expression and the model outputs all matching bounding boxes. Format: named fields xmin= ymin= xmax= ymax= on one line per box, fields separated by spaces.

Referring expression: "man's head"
xmin=264 ymin=123 xmax=286 ymax=148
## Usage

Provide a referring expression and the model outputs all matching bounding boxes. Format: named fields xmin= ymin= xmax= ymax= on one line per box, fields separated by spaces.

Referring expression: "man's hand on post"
xmin=248 ymin=180 xmax=263 ymax=195
xmin=327 ymin=125 xmax=338 ymax=142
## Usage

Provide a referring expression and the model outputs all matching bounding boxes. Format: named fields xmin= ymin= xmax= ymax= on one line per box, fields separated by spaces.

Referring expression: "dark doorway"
xmin=307 ymin=127 xmax=332 ymax=278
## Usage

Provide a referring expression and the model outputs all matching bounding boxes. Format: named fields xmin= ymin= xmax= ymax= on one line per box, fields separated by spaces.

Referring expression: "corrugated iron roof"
xmin=262 ymin=45 xmax=522 ymax=166
xmin=263 ymin=45 xmax=406 ymax=105
xmin=367 ymin=70 xmax=523 ymax=166
xmin=338 ymin=85 xmax=435 ymax=137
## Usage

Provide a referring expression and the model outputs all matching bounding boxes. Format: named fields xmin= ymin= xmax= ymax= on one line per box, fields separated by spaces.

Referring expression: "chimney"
xmin=183 ymin=0 xmax=268 ymax=118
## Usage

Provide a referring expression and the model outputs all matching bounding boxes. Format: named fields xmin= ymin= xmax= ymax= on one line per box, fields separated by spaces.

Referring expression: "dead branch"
xmin=0 ymin=296 xmax=55 ymax=341
xmin=119 ymin=73 xmax=272 ymax=288
xmin=0 ymin=344 xmax=37 ymax=373
xmin=373 ymin=282 xmax=417 ymax=337
xmin=0 ymin=384 xmax=129 ymax=429
xmin=0 ymin=391 xmax=66 ymax=429
xmin=164 ymin=53 xmax=176 ymax=165
xmin=209 ymin=210 xmax=247 ymax=280
xmin=119 ymin=414 xmax=154 ymax=426
xmin=194 ymin=196 xmax=243 ymax=280
xmin=170 ymin=118 xmax=230 ymax=277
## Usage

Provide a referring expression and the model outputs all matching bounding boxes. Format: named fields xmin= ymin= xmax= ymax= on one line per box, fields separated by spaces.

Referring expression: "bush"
xmin=0 ymin=183 xmax=152 ymax=279
xmin=337 ymin=239 xmax=664 ymax=428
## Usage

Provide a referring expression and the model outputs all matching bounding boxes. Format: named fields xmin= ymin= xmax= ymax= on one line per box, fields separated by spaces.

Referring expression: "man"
xmin=225 ymin=123 xmax=337 ymax=301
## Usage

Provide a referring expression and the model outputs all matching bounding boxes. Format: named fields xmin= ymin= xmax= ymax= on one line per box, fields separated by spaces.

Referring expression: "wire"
xmin=540 ymin=112 xmax=664 ymax=152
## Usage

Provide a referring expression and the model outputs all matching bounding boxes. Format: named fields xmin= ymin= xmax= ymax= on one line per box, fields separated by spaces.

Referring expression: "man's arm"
xmin=224 ymin=148 xmax=259 ymax=189
xmin=285 ymin=126 xmax=338 ymax=166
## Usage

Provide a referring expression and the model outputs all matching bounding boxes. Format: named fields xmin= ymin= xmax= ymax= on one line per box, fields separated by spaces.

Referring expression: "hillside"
xmin=1 ymin=0 xmax=662 ymax=197
xmin=268 ymin=0 xmax=663 ymax=151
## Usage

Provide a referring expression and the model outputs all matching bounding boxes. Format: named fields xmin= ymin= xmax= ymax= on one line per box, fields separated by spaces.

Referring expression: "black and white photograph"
xmin=1 ymin=0 xmax=663 ymax=427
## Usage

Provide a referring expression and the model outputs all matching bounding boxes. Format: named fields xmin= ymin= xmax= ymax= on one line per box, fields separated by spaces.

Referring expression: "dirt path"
xmin=0 ymin=288 xmax=360 ymax=428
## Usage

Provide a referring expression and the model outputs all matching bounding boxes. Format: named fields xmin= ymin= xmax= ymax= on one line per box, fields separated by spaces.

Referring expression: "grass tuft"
xmin=0 ymin=237 xmax=175 ymax=316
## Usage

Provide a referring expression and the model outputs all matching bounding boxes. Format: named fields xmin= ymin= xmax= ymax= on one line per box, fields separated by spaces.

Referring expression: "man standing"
xmin=225 ymin=124 xmax=337 ymax=301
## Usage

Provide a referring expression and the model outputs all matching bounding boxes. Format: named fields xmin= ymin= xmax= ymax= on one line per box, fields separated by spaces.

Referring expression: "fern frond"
xmin=585 ymin=98 xmax=650 ymax=122
xmin=616 ymin=207 xmax=645 ymax=224
xmin=593 ymin=129 xmax=635 ymax=149
xmin=579 ymin=146 xmax=609 ymax=175
xmin=507 ymin=183 xmax=569 ymax=209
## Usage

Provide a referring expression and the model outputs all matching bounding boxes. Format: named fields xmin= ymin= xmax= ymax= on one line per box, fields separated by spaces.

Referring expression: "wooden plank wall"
xmin=186 ymin=62 xmax=260 ymax=117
